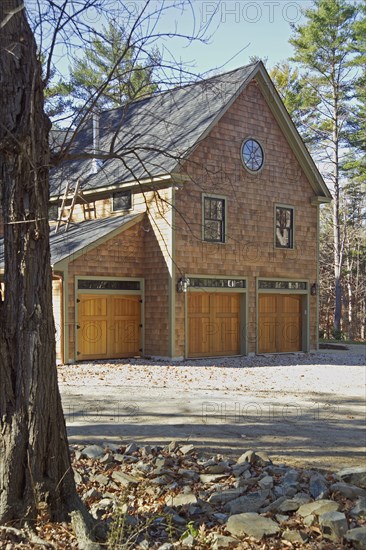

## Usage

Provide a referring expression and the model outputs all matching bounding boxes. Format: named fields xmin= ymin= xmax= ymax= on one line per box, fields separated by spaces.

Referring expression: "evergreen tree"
xmin=70 ymin=22 xmax=159 ymax=109
xmin=289 ymin=0 xmax=359 ymax=336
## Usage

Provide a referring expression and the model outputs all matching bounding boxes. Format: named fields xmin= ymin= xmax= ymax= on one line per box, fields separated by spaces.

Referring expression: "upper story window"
xmin=203 ymin=196 xmax=226 ymax=243
xmin=275 ymin=205 xmax=294 ymax=249
xmin=112 ymin=190 xmax=132 ymax=212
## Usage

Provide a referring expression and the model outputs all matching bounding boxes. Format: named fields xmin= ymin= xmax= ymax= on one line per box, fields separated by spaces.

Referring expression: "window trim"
xmin=241 ymin=136 xmax=265 ymax=174
xmin=112 ymin=189 xmax=133 ymax=212
xmin=274 ymin=204 xmax=295 ymax=250
xmin=202 ymin=194 xmax=227 ymax=244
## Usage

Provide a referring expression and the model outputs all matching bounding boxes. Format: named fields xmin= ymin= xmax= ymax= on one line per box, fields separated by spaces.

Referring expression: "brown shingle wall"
xmin=67 ymin=220 xmax=145 ymax=360
xmin=174 ymin=80 xmax=318 ymax=355
xmin=142 ymin=188 xmax=172 ymax=357
xmin=66 ymin=187 xmax=173 ymax=361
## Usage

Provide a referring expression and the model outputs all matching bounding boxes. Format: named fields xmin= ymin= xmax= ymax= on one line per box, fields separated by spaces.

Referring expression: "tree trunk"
xmin=0 ymin=1 xmax=80 ymax=525
xmin=332 ymin=83 xmax=342 ymax=335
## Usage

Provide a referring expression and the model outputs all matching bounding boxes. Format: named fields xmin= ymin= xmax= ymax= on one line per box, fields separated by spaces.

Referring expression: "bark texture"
xmin=0 ymin=1 xmax=78 ymax=523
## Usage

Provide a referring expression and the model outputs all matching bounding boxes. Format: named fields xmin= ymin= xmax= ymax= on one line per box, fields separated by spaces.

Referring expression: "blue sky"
xmin=44 ymin=0 xmax=316 ymax=83
xmin=153 ymin=0 xmax=316 ymax=75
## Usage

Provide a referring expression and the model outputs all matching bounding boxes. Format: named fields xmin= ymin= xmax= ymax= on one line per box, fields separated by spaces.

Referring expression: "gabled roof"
xmin=50 ymin=62 xmax=331 ymax=202
xmin=0 ymin=213 xmax=143 ymax=273
xmin=50 ymin=64 xmax=259 ymax=196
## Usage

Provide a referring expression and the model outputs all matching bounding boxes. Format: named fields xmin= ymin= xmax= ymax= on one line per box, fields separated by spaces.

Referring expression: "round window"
xmin=241 ymin=138 xmax=264 ymax=172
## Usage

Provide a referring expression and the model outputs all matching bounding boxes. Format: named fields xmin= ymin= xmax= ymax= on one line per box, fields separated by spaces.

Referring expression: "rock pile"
xmin=70 ymin=442 xmax=366 ymax=549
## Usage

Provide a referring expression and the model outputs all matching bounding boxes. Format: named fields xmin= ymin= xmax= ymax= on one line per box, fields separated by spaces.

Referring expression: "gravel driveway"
xmin=59 ymin=346 xmax=366 ymax=472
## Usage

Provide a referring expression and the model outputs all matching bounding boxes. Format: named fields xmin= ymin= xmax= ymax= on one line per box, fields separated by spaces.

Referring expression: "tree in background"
xmin=289 ymin=0 xmax=359 ymax=338
xmin=70 ymin=22 xmax=159 ymax=110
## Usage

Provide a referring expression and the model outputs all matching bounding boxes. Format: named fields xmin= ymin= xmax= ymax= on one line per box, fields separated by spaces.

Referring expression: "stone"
xmin=283 ymin=469 xmax=299 ymax=485
xmin=151 ymin=476 xmax=172 ymax=485
xmin=94 ymin=473 xmax=109 ymax=486
xmin=275 ymin=514 xmax=289 ymax=523
xmin=282 ymin=530 xmax=308 ymax=543
xmin=165 ymin=440 xmax=179 ymax=453
xmin=331 ymin=482 xmax=366 ymax=499
xmin=178 ymin=469 xmax=199 ymax=481
xmin=73 ymin=470 xmax=82 ymax=484
xmin=200 ymin=473 xmax=229 ymax=484
xmin=111 ymin=470 xmax=139 ymax=487
xmin=224 ymin=491 xmax=268 ymax=514
xmin=309 ymin=473 xmax=329 ymax=499
xmin=82 ymin=487 xmax=102 ymax=501
xmin=237 ymin=450 xmax=255 ymax=464
xmin=100 ymin=453 xmax=114 ymax=465
xmin=261 ymin=496 xmax=287 ymax=513
xmin=180 ymin=444 xmax=195 ymax=455
xmin=336 ymin=467 xmax=366 ymax=487
xmin=319 ymin=511 xmax=348 ymax=540
xmin=113 ymin=453 xmax=125 ymax=463
xmin=211 ymin=533 xmax=238 ymax=549
xmin=181 ymin=534 xmax=195 ymax=547
xmin=81 ymin=444 xmax=105 ymax=459
xmin=205 ymin=463 xmax=230 ymax=474
xmin=157 ymin=544 xmax=174 ymax=550
xmin=171 ymin=514 xmax=187 ymax=526
xmin=208 ymin=488 xmax=244 ymax=505
xmin=276 ymin=498 xmax=301 ymax=513
xmin=254 ymin=451 xmax=272 ymax=466
xmin=258 ymin=475 xmax=273 ymax=490
xmin=212 ymin=512 xmax=229 ymax=524
xmin=166 ymin=493 xmax=198 ymax=507
xmin=231 ymin=462 xmax=251 ymax=477
xmin=345 ymin=526 xmax=366 ymax=550
xmin=297 ymin=499 xmax=339 ymax=517
xmin=124 ymin=442 xmax=138 ymax=455
xmin=303 ymin=514 xmax=316 ymax=527
xmin=351 ymin=497 xmax=366 ymax=517
xmin=226 ymin=512 xmax=280 ymax=540
xmin=282 ymin=470 xmax=299 ymax=494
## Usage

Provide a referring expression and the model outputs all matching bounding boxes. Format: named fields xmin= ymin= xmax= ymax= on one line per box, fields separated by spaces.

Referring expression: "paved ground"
xmin=59 ymin=345 xmax=366 ymax=472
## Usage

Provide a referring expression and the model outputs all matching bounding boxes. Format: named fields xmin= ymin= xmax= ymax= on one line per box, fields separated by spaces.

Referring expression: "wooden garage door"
xmin=188 ymin=292 xmax=241 ymax=357
xmin=77 ymin=294 xmax=141 ymax=360
xmin=258 ymin=294 xmax=302 ymax=353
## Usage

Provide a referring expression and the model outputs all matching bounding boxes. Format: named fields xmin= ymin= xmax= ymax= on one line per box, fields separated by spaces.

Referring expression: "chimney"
xmin=90 ymin=111 xmax=101 ymax=174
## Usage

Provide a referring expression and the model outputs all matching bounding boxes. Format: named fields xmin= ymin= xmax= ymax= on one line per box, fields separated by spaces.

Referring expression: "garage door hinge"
xmin=77 ymin=298 xmax=80 ymax=303
xmin=76 ymin=351 xmax=80 ymax=355
xmin=139 ymin=324 xmax=143 ymax=328
xmin=76 ymin=325 xmax=80 ymax=330
xmin=139 ymin=299 xmax=143 ymax=303
xmin=139 ymin=348 xmax=142 ymax=352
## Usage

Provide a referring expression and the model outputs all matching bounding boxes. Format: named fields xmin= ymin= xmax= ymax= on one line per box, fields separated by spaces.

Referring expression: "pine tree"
xmin=70 ymin=22 xmax=159 ymax=109
xmin=290 ymin=0 xmax=359 ymax=336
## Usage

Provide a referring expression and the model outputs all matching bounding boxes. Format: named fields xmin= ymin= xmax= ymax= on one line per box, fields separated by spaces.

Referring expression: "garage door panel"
xmin=259 ymin=294 xmax=276 ymax=314
xmin=80 ymin=296 xmax=107 ymax=317
xmin=259 ymin=294 xmax=302 ymax=353
xmin=78 ymin=293 xmax=141 ymax=360
xmin=258 ymin=317 xmax=277 ymax=354
xmin=188 ymin=293 xmax=241 ymax=357
xmin=113 ymin=295 xmax=140 ymax=317
xmin=188 ymin=316 xmax=211 ymax=357
xmin=189 ymin=293 xmax=210 ymax=315
xmin=214 ymin=317 xmax=240 ymax=356
xmin=111 ymin=320 xmax=140 ymax=357
xmin=80 ymin=320 xmax=108 ymax=357
xmin=282 ymin=295 xmax=302 ymax=314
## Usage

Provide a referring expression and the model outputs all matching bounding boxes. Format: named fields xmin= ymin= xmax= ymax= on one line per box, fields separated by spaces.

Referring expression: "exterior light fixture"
xmin=177 ymin=277 xmax=189 ymax=293
xmin=311 ymin=283 xmax=317 ymax=296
